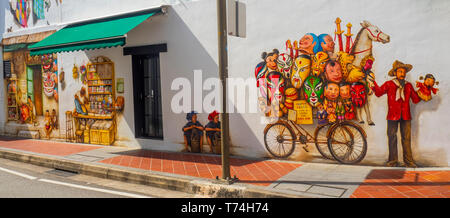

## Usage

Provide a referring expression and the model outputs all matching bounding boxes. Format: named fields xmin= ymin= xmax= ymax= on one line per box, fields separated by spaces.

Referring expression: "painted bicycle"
xmin=264 ymin=119 xmax=367 ymax=164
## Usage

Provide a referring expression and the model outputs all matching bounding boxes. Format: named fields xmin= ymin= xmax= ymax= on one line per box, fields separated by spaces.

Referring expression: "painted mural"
xmin=9 ymin=0 xmax=59 ymax=28
xmin=256 ymin=18 xmax=439 ymax=166
xmin=182 ymin=111 xmax=222 ymax=154
xmin=66 ymin=56 xmax=122 ymax=146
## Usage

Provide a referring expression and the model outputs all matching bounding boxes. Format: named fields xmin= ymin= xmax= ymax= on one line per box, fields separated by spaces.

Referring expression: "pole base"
xmin=214 ymin=175 xmax=239 ymax=185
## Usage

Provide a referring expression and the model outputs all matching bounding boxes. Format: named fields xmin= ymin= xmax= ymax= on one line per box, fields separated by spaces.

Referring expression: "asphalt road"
xmin=0 ymin=158 xmax=194 ymax=198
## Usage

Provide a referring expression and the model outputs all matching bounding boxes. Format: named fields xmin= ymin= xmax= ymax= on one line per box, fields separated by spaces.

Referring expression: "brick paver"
xmin=351 ymin=170 xmax=450 ymax=198
xmin=99 ymin=150 xmax=302 ymax=187
xmin=0 ymin=137 xmax=101 ymax=156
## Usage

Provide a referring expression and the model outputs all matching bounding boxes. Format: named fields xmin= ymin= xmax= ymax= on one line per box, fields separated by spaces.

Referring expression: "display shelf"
xmin=6 ymin=78 xmax=18 ymax=121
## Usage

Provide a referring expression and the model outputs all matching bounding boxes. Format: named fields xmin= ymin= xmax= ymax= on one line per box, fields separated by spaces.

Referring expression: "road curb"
xmin=0 ymin=149 xmax=304 ymax=198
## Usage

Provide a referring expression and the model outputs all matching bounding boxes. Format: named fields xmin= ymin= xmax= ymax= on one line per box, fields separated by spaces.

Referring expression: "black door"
xmin=132 ymin=55 xmax=164 ymax=139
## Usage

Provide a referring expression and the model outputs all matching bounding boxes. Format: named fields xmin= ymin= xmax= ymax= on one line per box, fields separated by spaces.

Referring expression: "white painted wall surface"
xmin=0 ymin=0 xmax=8 ymax=134
xmin=123 ymin=0 xmax=450 ymax=166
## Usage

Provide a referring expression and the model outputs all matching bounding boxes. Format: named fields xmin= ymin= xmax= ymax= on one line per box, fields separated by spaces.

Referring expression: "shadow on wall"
xmin=411 ymin=94 xmax=447 ymax=166
xmin=101 ymin=6 xmax=221 ymax=149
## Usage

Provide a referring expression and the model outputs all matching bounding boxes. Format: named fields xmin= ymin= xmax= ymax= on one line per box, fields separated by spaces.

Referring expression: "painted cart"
xmin=264 ymin=119 xmax=367 ymax=164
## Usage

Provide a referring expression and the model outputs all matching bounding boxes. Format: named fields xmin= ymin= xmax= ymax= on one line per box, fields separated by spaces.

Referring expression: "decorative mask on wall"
xmin=339 ymin=83 xmax=351 ymax=99
xmin=351 ymin=82 xmax=367 ymax=108
xmin=324 ymin=83 xmax=340 ymax=101
xmin=325 ymin=61 xmax=343 ymax=83
xmin=319 ymin=34 xmax=335 ymax=54
xmin=266 ymin=71 xmax=286 ymax=104
xmin=299 ymin=33 xmax=318 ymax=55
xmin=303 ymin=76 xmax=324 ymax=107
xmin=277 ymin=53 xmax=293 ymax=80
xmin=291 ymin=55 xmax=311 ymax=89
xmin=262 ymin=49 xmax=280 ymax=72
xmin=311 ymin=52 xmax=330 ymax=77
xmin=42 ymin=54 xmax=58 ymax=101
xmin=255 ymin=62 xmax=268 ymax=98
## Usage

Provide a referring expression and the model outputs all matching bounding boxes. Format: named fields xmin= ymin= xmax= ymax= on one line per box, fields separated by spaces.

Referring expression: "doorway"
xmin=26 ymin=65 xmax=43 ymax=116
xmin=132 ymin=55 xmax=164 ymax=139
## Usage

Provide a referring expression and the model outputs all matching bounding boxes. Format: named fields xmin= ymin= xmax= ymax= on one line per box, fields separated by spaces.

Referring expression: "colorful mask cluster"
xmin=254 ymin=19 xmax=375 ymax=124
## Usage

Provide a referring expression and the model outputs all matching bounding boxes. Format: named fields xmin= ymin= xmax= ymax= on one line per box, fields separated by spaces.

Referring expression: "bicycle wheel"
xmin=264 ymin=122 xmax=296 ymax=158
xmin=314 ymin=123 xmax=333 ymax=159
xmin=328 ymin=122 xmax=367 ymax=164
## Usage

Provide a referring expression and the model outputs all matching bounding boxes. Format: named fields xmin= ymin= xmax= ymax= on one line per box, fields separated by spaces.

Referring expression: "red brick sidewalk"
xmin=1 ymin=136 xmax=449 ymax=197
xmin=0 ymin=136 xmax=301 ymax=187
xmin=0 ymin=138 xmax=101 ymax=156
xmin=99 ymin=150 xmax=301 ymax=187
xmin=351 ymin=170 xmax=450 ymax=198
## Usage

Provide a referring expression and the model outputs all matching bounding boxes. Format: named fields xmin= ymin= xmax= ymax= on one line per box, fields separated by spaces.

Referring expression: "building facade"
xmin=1 ymin=0 xmax=450 ymax=167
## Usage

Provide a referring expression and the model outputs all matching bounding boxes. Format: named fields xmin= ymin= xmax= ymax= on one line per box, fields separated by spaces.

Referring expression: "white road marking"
xmin=38 ymin=179 xmax=152 ymax=198
xmin=0 ymin=166 xmax=37 ymax=180
xmin=0 ymin=165 xmax=152 ymax=198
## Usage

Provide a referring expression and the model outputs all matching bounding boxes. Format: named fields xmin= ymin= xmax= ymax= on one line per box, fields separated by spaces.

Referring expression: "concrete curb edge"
xmin=0 ymin=149 xmax=304 ymax=198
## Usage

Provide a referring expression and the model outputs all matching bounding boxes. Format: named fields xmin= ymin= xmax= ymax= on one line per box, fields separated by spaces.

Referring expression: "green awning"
xmin=29 ymin=11 xmax=157 ymax=56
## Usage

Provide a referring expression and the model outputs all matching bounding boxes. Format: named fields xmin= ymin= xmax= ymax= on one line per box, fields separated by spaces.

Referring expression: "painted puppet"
xmin=317 ymin=103 xmax=328 ymax=125
xmin=416 ymin=74 xmax=439 ymax=102
xmin=340 ymin=83 xmax=355 ymax=120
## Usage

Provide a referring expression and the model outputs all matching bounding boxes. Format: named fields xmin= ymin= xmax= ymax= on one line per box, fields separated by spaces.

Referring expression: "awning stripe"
xmin=28 ymin=11 xmax=157 ymax=55
xmin=30 ymin=38 xmax=126 ymax=56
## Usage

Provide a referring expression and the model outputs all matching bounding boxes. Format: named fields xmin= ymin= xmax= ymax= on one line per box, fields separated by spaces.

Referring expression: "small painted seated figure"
xmin=205 ymin=111 xmax=221 ymax=154
xmin=416 ymin=74 xmax=439 ymax=102
xmin=326 ymin=100 xmax=337 ymax=123
xmin=336 ymin=100 xmax=346 ymax=122
xmin=339 ymin=83 xmax=355 ymax=120
xmin=182 ymin=111 xmax=204 ymax=153
xmin=317 ymin=104 xmax=328 ymax=125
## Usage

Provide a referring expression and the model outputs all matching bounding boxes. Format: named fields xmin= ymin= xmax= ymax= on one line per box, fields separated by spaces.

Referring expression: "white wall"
xmin=225 ymin=0 xmax=450 ymax=166
xmin=0 ymin=0 xmax=8 ymax=134
xmin=122 ymin=0 xmax=450 ymax=166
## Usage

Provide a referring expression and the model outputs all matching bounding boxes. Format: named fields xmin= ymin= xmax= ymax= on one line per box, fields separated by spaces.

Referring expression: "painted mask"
xmin=266 ymin=71 xmax=286 ymax=104
xmin=320 ymin=34 xmax=335 ymax=54
xmin=299 ymin=33 xmax=317 ymax=55
xmin=277 ymin=53 xmax=293 ymax=79
xmin=291 ymin=55 xmax=311 ymax=89
xmin=264 ymin=51 xmax=279 ymax=71
xmin=324 ymin=83 xmax=340 ymax=101
xmin=351 ymin=83 xmax=367 ymax=108
xmin=303 ymin=76 xmax=324 ymax=107
xmin=312 ymin=52 xmax=330 ymax=77
xmin=325 ymin=61 xmax=343 ymax=83
xmin=339 ymin=84 xmax=351 ymax=99
xmin=255 ymin=62 xmax=268 ymax=98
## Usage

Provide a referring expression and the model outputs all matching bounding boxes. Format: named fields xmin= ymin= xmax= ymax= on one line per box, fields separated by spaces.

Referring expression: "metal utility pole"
xmin=217 ymin=0 xmax=232 ymax=183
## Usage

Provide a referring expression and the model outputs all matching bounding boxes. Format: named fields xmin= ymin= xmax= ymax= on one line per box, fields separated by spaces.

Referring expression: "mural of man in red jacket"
xmin=370 ymin=60 xmax=421 ymax=168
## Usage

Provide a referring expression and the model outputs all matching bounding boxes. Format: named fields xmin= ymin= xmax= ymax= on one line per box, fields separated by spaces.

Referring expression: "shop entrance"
xmin=132 ymin=55 xmax=164 ymax=139
xmin=27 ymin=65 xmax=43 ymax=116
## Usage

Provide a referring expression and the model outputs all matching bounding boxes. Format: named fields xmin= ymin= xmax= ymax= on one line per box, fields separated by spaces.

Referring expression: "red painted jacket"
xmin=372 ymin=80 xmax=421 ymax=121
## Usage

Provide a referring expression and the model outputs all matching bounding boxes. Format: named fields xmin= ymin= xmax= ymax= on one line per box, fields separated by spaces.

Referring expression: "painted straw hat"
xmin=388 ymin=60 xmax=413 ymax=77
